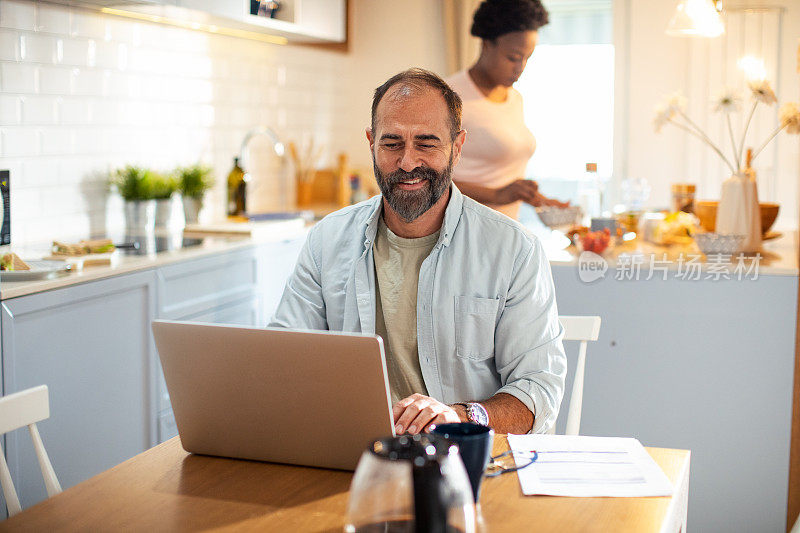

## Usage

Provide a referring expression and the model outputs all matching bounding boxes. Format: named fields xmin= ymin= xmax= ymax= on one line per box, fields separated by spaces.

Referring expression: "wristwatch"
xmin=456 ymin=402 xmax=489 ymax=426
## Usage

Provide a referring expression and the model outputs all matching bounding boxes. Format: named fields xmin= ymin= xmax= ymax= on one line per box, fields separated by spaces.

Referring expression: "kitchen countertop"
xmin=0 ymin=224 xmax=309 ymax=301
xmin=3 ymin=221 xmax=797 ymax=301
xmin=537 ymin=229 xmax=799 ymax=277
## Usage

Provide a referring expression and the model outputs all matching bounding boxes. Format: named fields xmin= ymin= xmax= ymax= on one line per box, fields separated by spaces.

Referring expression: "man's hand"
xmin=392 ymin=393 xmax=462 ymax=435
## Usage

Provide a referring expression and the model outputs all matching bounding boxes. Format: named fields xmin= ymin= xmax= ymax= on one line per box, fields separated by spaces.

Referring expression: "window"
xmin=516 ymin=0 xmax=614 ymax=207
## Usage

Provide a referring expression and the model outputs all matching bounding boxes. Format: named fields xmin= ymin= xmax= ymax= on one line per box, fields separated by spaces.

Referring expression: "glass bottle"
xmin=670 ymin=183 xmax=696 ymax=213
xmin=227 ymin=157 xmax=246 ymax=217
xmin=577 ymin=162 xmax=601 ymax=223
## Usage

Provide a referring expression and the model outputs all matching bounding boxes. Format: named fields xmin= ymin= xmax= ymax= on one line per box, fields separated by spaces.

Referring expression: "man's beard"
xmin=373 ymin=153 xmax=453 ymax=222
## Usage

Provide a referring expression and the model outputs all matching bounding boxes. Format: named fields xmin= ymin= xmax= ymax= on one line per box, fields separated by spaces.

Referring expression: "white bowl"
xmin=693 ymin=233 xmax=745 ymax=255
xmin=535 ymin=205 xmax=582 ymax=228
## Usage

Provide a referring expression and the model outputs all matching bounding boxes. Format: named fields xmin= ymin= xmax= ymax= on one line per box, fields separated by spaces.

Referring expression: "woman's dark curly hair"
xmin=470 ymin=0 xmax=549 ymax=41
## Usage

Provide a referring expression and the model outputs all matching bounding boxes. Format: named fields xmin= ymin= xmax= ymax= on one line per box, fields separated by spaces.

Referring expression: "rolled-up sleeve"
xmin=268 ymin=225 xmax=329 ymax=330
xmin=494 ymin=238 xmax=567 ymax=433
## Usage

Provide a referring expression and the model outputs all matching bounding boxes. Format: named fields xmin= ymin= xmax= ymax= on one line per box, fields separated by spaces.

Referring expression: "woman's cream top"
xmin=446 ymin=69 xmax=536 ymax=220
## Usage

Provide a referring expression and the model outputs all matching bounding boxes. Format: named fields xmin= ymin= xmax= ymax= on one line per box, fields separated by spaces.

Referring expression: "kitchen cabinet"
xmin=0 ymin=236 xmax=306 ymax=508
xmin=1 ymin=271 xmax=159 ymax=511
xmin=153 ymin=247 xmax=262 ymax=442
xmin=57 ymin=0 xmax=347 ymax=44
xmin=551 ymin=267 xmax=797 ymax=532
xmin=180 ymin=0 xmax=347 ymax=43
xmin=152 ymin=237 xmax=304 ymax=444
xmin=156 ymin=247 xmax=261 ymax=322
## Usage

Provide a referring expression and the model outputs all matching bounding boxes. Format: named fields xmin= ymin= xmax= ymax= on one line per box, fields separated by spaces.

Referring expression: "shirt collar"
xmin=363 ymin=182 xmax=464 ymax=249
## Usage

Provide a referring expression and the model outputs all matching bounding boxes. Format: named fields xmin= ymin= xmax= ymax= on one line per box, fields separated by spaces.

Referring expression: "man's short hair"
xmin=371 ymin=68 xmax=462 ymax=141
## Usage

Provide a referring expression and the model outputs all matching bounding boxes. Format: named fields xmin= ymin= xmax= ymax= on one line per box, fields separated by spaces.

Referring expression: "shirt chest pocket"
xmin=454 ymin=296 xmax=501 ymax=361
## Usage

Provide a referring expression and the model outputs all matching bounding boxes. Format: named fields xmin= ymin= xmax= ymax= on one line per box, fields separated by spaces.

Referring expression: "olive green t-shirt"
xmin=373 ymin=217 xmax=439 ymax=404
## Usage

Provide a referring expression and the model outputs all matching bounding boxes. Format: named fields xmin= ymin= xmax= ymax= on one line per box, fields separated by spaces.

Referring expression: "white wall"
xmin=0 ymin=0 xmax=445 ymax=247
xmin=619 ymin=0 xmax=800 ymax=229
xmin=343 ymin=0 xmax=447 ymax=171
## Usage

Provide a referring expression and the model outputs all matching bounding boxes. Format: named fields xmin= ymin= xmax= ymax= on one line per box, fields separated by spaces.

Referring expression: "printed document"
xmin=507 ymin=434 xmax=673 ymax=497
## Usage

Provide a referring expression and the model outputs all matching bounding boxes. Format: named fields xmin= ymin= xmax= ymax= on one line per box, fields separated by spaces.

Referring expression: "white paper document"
xmin=506 ymin=434 xmax=673 ymax=497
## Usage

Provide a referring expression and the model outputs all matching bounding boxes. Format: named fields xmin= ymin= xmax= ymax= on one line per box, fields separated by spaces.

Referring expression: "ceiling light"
xmin=666 ymin=0 xmax=725 ymax=38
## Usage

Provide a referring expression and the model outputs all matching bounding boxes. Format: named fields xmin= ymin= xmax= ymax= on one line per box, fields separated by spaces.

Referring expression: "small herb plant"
xmin=111 ymin=165 xmax=155 ymax=201
xmin=176 ymin=164 xmax=214 ymax=199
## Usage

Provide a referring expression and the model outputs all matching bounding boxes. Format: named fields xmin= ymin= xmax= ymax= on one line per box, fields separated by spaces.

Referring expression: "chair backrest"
xmin=0 ymin=385 xmax=61 ymax=517
xmin=556 ymin=316 xmax=601 ymax=436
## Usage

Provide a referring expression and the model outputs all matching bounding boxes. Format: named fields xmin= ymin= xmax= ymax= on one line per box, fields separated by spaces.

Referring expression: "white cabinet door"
xmin=153 ymin=247 xmax=264 ymax=444
xmin=0 ymin=270 xmax=158 ymax=510
xmin=296 ymin=0 xmax=346 ymax=41
xmin=179 ymin=0 xmax=346 ymax=43
xmin=157 ymin=247 xmax=260 ymax=321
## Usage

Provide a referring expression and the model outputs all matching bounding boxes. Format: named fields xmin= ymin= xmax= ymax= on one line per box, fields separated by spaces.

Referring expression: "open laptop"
xmin=151 ymin=320 xmax=395 ymax=470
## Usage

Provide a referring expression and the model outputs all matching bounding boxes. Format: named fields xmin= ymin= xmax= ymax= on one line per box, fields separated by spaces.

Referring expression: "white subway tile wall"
xmin=0 ymin=0 xmax=351 ymax=246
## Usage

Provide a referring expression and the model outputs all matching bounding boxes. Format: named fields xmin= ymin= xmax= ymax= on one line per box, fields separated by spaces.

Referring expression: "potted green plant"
xmin=176 ymin=164 xmax=214 ymax=224
xmin=149 ymin=172 xmax=180 ymax=228
xmin=110 ymin=165 xmax=157 ymax=234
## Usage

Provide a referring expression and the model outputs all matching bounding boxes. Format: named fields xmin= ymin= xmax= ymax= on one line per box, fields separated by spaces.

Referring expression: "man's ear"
xmin=451 ymin=129 xmax=467 ymax=166
xmin=365 ymin=127 xmax=375 ymax=151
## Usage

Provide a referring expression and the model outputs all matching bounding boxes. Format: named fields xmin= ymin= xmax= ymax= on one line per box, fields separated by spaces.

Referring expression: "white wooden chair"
xmin=554 ymin=316 xmax=602 ymax=436
xmin=0 ymin=385 xmax=62 ymax=517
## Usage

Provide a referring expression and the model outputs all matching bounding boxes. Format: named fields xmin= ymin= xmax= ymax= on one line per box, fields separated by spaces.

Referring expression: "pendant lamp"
xmin=666 ymin=0 xmax=725 ymax=38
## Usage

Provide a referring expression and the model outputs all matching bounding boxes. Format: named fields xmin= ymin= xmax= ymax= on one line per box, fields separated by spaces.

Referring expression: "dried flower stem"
xmin=737 ymin=101 xmax=759 ymax=167
xmin=675 ymin=108 xmax=730 ymax=159
xmin=751 ymin=122 xmax=787 ymax=162
xmin=668 ymin=119 xmax=736 ymax=173
xmin=726 ymin=113 xmax=740 ymax=171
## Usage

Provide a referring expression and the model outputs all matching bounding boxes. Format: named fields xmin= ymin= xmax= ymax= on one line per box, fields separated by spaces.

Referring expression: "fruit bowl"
xmin=694 ymin=201 xmax=779 ymax=235
xmin=692 ymin=232 xmax=745 ymax=255
xmin=576 ymin=227 xmax=612 ymax=255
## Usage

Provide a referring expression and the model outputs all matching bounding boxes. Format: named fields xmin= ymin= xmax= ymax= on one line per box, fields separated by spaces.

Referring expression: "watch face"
xmin=469 ymin=403 xmax=489 ymax=426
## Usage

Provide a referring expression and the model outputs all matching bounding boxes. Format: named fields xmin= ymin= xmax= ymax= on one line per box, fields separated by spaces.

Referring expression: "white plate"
xmin=0 ymin=260 xmax=72 ymax=281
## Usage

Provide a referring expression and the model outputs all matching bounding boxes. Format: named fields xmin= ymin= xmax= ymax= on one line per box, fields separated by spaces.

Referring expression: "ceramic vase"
xmin=715 ymin=171 xmax=761 ymax=252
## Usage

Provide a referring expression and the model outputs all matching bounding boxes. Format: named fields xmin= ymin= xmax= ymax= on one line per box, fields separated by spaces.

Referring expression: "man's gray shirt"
xmin=269 ymin=184 xmax=567 ymax=433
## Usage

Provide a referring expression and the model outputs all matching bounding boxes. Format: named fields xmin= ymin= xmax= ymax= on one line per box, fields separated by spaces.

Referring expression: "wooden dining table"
xmin=0 ymin=436 xmax=690 ymax=532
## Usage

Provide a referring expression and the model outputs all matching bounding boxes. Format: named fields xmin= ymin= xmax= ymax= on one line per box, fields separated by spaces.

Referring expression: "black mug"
xmin=432 ymin=422 xmax=494 ymax=503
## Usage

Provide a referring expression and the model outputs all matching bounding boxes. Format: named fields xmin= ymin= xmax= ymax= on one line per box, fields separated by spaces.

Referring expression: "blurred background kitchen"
xmin=0 ymin=0 xmax=796 ymax=246
xmin=1 ymin=1 xmax=800 ymax=532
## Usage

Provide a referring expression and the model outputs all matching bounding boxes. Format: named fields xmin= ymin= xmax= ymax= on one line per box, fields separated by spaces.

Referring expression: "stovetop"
xmin=116 ymin=236 xmax=207 ymax=256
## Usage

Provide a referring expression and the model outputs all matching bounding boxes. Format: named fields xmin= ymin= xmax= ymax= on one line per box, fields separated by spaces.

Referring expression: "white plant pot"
xmin=182 ymin=196 xmax=203 ymax=224
xmin=124 ymin=200 xmax=156 ymax=235
xmin=154 ymin=198 xmax=173 ymax=228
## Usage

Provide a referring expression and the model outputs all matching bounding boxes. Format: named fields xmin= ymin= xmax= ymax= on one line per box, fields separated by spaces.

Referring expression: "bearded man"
xmin=270 ymin=68 xmax=566 ymax=434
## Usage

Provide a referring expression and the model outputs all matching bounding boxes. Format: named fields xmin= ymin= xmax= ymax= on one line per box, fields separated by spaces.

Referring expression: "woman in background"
xmin=447 ymin=0 xmax=568 ymax=220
